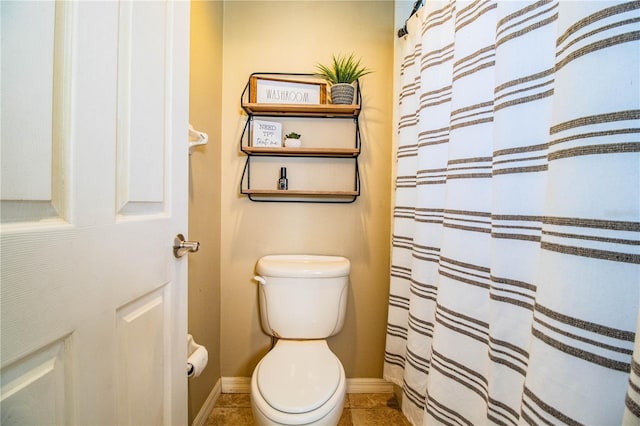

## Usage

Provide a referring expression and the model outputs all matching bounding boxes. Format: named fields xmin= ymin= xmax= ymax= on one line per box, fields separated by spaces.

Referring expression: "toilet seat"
xmin=257 ymin=340 xmax=340 ymax=413
xmin=251 ymin=340 xmax=346 ymax=425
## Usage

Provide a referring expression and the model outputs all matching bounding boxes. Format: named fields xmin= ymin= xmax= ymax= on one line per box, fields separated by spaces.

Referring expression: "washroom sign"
xmin=250 ymin=76 xmax=327 ymax=105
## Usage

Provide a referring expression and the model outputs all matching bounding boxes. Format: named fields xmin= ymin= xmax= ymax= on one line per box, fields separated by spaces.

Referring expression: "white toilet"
xmin=250 ymin=255 xmax=350 ymax=426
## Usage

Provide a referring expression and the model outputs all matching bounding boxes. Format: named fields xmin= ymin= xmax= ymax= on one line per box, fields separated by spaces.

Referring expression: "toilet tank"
xmin=255 ymin=255 xmax=350 ymax=339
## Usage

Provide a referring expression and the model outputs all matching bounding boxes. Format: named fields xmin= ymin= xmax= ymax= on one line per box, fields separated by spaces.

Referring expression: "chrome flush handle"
xmin=173 ymin=234 xmax=200 ymax=258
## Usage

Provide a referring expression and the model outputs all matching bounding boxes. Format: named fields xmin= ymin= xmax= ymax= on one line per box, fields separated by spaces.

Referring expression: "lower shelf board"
xmin=243 ymin=189 xmax=358 ymax=197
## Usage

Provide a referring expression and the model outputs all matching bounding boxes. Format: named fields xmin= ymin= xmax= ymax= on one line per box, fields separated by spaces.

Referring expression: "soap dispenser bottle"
xmin=278 ymin=167 xmax=288 ymax=190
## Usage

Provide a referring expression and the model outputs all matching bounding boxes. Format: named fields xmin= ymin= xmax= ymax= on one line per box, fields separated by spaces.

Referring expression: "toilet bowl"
xmin=250 ymin=255 xmax=350 ymax=426
xmin=250 ymin=340 xmax=346 ymax=425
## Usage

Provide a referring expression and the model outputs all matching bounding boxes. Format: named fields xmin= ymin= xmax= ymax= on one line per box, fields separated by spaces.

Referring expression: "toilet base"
xmin=250 ymin=341 xmax=347 ymax=426
xmin=251 ymin=392 xmax=345 ymax=426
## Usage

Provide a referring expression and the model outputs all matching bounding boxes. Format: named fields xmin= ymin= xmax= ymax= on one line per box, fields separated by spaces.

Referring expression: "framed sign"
xmin=250 ymin=76 xmax=327 ymax=105
xmin=252 ymin=120 xmax=282 ymax=147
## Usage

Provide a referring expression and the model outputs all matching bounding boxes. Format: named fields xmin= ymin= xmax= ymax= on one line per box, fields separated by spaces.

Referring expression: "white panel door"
xmin=0 ymin=1 xmax=190 ymax=425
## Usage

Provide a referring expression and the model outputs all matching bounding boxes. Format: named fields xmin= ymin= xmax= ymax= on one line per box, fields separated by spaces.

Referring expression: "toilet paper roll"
xmin=187 ymin=334 xmax=208 ymax=378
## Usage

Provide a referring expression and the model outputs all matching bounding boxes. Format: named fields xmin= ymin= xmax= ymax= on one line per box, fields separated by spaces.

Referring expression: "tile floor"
xmin=207 ymin=392 xmax=412 ymax=425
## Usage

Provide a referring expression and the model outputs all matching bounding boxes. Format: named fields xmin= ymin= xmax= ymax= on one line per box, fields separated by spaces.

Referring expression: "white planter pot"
xmin=284 ymin=138 xmax=302 ymax=148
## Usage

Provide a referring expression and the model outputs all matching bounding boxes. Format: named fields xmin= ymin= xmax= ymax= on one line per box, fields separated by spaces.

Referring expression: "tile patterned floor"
xmin=207 ymin=393 xmax=412 ymax=425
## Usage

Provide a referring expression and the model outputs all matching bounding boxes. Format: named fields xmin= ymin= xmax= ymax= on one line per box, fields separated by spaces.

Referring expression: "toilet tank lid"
xmin=257 ymin=255 xmax=350 ymax=278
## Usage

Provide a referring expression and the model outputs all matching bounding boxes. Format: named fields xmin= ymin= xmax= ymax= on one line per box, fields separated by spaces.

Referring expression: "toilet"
xmin=250 ymin=255 xmax=350 ymax=426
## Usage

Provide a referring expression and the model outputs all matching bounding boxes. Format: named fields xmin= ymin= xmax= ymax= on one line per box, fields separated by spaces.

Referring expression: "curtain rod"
xmin=397 ymin=0 xmax=424 ymax=37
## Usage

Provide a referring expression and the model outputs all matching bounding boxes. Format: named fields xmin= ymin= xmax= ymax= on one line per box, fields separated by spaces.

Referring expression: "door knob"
xmin=173 ymin=234 xmax=200 ymax=258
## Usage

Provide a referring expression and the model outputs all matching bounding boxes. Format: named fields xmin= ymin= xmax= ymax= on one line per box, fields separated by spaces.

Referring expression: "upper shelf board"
xmin=241 ymin=102 xmax=360 ymax=118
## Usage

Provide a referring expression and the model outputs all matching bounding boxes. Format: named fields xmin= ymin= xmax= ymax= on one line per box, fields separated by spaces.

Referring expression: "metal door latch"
xmin=173 ymin=234 xmax=200 ymax=258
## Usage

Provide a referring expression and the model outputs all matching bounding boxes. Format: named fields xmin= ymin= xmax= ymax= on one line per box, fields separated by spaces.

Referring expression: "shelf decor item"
xmin=315 ymin=53 xmax=372 ymax=105
xmin=252 ymin=120 xmax=282 ymax=147
xmin=250 ymin=76 xmax=327 ymax=105
xmin=284 ymin=132 xmax=302 ymax=148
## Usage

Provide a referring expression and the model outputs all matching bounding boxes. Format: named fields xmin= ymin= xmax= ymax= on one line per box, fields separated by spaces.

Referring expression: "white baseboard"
xmin=346 ymin=378 xmax=394 ymax=393
xmin=220 ymin=377 xmax=393 ymax=394
xmin=221 ymin=376 xmax=251 ymax=393
xmin=192 ymin=378 xmax=221 ymax=426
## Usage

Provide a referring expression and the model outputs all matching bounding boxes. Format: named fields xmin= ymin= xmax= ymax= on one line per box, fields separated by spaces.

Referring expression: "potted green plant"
xmin=284 ymin=132 xmax=302 ymax=148
xmin=315 ymin=53 xmax=372 ymax=105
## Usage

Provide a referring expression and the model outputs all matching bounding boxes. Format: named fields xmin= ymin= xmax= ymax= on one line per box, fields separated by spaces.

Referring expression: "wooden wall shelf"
xmin=239 ymin=73 xmax=362 ymax=203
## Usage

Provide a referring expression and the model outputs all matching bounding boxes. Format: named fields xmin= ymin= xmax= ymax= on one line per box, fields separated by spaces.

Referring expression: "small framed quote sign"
xmin=252 ymin=120 xmax=282 ymax=147
xmin=250 ymin=76 xmax=327 ymax=105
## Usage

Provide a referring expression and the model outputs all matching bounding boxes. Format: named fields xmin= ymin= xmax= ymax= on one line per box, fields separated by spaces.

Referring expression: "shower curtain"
xmin=383 ymin=1 xmax=640 ymax=425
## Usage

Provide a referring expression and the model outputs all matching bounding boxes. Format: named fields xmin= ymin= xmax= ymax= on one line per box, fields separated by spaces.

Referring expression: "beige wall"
xmin=220 ymin=1 xmax=395 ymax=378
xmin=188 ymin=1 xmax=223 ymax=423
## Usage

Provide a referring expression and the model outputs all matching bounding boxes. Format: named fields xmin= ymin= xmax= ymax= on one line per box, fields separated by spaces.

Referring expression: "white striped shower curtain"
xmin=384 ymin=1 xmax=640 ymax=425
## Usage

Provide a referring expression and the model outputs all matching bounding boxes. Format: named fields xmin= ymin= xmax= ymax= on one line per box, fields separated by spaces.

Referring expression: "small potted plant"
xmin=315 ymin=53 xmax=373 ymax=105
xmin=284 ymin=132 xmax=302 ymax=148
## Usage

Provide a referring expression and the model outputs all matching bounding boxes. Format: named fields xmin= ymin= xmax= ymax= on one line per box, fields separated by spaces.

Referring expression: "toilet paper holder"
xmin=187 ymin=334 xmax=208 ymax=378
